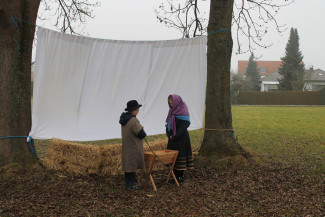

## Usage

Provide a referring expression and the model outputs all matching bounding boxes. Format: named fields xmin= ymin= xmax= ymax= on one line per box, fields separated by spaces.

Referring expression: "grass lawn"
xmin=232 ymin=106 xmax=325 ymax=173
xmin=1 ymin=106 xmax=324 ymax=216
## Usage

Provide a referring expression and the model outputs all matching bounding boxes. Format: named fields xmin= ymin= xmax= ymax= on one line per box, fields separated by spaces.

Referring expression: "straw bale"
xmin=43 ymin=139 xmax=100 ymax=175
xmin=101 ymin=163 xmax=121 ymax=175
xmin=143 ymin=138 xmax=167 ymax=152
xmin=46 ymin=139 xmax=101 ymax=168
xmin=42 ymin=157 xmax=94 ymax=176
xmin=99 ymin=144 xmax=122 ymax=175
xmin=43 ymin=138 xmax=169 ymax=176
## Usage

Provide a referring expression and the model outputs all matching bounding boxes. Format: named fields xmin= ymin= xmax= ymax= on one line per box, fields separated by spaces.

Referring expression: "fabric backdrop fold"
xmin=29 ymin=27 xmax=207 ymax=141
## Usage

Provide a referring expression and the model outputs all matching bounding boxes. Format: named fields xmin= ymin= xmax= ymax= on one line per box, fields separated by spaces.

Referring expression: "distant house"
xmin=261 ymin=69 xmax=325 ymax=91
xmin=304 ymin=69 xmax=325 ymax=91
xmin=238 ymin=60 xmax=282 ymax=77
xmin=261 ymin=70 xmax=281 ymax=91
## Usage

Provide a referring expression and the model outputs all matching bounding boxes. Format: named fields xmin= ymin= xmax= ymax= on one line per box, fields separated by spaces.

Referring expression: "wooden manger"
xmin=144 ymin=149 xmax=179 ymax=191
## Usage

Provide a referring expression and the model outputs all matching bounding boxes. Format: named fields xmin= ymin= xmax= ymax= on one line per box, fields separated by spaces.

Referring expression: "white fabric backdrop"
xmin=30 ymin=27 xmax=207 ymax=141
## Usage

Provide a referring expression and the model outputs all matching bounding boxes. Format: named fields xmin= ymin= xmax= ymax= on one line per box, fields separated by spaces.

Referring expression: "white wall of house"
xmin=305 ymin=81 xmax=325 ymax=91
xmin=261 ymin=81 xmax=279 ymax=91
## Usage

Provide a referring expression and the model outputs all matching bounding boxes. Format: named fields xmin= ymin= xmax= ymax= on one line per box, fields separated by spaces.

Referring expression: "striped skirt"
xmin=167 ymin=131 xmax=194 ymax=171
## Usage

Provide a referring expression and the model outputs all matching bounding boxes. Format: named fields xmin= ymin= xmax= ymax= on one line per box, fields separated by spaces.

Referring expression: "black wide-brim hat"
xmin=125 ymin=100 xmax=142 ymax=112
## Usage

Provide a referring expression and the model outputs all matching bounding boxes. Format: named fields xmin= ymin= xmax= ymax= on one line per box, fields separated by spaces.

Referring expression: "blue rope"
xmin=7 ymin=15 xmax=39 ymax=51
xmin=10 ymin=15 xmax=19 ymax=27
xmin=207 ymin=28 xmax=230 ymax=36
xmin=0 ymin=136 xmax=39 ymax=160
xmin=11 ymin=15 xmax=38 ymax=26
xmin=207 ymin=28 xmax=231 ymax=66
xmin=10 ymin=15 xmax=21 ymax=51
xmin=0 ymin=16 xmax=40 ymax=158
xmin=228 ymin=129 xmax=234 ymax=137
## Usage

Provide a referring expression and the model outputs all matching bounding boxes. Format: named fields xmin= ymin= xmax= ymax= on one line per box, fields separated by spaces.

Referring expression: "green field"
xmin=232 ymin=106 xmax=325 ymax=173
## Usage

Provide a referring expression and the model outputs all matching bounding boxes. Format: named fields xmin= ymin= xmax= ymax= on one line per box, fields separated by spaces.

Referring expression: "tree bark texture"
xmin=200 ymin=0 xmax=244 ymax=157
xmin=0 ymin=0 xmax=40 ymax=163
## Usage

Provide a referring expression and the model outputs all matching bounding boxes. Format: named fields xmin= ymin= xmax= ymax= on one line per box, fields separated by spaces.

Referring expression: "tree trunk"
xmin=0 ymin=0 xmax=40 ymax=164
xmin=200 ymin=0 xmax=245 ymax=157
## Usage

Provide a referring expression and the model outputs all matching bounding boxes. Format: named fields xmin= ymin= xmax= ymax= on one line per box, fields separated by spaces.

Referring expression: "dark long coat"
xmin=166 ymin=118 xmax=194 ymax=170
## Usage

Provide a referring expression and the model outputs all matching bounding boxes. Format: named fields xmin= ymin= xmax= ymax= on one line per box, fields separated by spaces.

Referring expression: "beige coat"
xmin=121 ymin=117 xmax=145 ymax=172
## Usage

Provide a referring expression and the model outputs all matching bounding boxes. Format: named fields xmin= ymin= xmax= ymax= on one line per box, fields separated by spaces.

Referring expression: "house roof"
xmin=305 ymin=69 xmax=325 ymax=81
xmin=262 ymin=70 xmax=281 ymax=82
xmin=262 ymin=69 xmax=325 ymax=82
xmin=238 ymin=60 xmax=282 ymax=76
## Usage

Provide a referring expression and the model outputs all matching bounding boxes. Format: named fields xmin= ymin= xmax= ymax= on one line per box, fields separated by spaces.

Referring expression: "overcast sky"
xmin=36 ymin=0 xmax=325 ymax=72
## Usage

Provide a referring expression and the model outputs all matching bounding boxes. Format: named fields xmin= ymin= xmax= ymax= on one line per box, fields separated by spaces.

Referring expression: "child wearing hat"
xmin=119 ymin=100 xmax=147 ymax=190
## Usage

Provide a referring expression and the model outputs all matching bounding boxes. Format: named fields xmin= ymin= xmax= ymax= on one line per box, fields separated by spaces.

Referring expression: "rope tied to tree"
xmin=0 ymin=136 xmax=39 ymax=160
xmin=193 ymin=128 xmax=235 ymax=154
xmin=9 ymin=15 xmax=21 ymax=51
xmin=207 ymin=29 xmax=231 ymax=36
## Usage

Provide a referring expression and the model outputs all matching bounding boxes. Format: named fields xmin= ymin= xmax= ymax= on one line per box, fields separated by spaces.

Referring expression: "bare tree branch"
xmin=155 ymin=0 xmax=294 ymax=53
xmin=39 ymin=0 xmax=100 ymax=34
xmin=233 ymin=0 xmax=293 ymax=54
xmin=155 ymin=0 xmax=208 ymax=38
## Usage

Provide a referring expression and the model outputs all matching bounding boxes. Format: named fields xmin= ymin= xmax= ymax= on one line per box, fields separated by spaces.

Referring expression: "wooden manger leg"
xmin=166 ymin=152 xmax=180 ymax=187
xmin=149 ymin=174 xmax=157 ymax=191
xmin=144 ymin=154 xmax=157 ymax=191
xmin=145 ymin=150 xmax=180 ymax=190
xmin=171 ymin=169 xmax=180 ymax=187
xmin=166 ymin=165 xmax=172 ymax=183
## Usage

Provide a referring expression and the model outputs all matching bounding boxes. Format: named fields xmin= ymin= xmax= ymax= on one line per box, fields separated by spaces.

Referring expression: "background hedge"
xmin=237 ymin=89 xmax=325 ymax=105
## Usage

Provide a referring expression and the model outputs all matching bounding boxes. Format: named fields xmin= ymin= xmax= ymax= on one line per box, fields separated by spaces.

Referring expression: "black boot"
xmin=125 ymin=172 xmax=131 ymax=189
xmin=125 ymin=172 xmax=141 ymax=190
xmin=177 ymin=170 xmax=185 ymax=183
xmin=173 ymin=170 xmax=185 ymax=183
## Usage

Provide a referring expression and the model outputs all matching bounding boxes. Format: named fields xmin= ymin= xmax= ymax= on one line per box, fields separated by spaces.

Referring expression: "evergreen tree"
xmin=278 ymin=28 xmax=305 ymax=91
xmin=245 ymin=53 xmax=261 ymax=91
